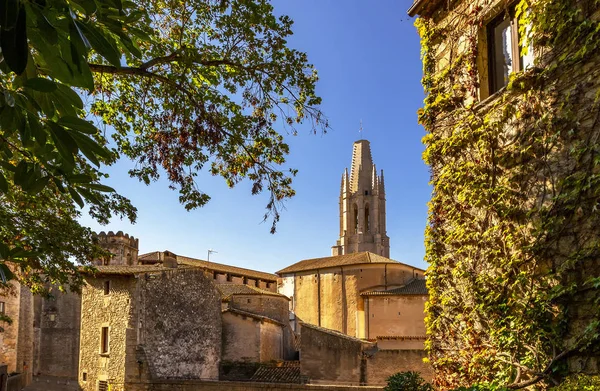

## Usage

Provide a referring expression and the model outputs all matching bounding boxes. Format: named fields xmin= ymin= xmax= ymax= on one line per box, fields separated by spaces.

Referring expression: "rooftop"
xmin=250 ymin=362 xmax=301 ymax=384
xmin=138 ymin=251 xmax=277 ymax=282
xmin=83 ymin=264 xmax=197 ymax=276
xmin=277 ymin=252 xmax=424 ymax=275
xmin=361 ymin=279 xmax=428 ymax=296
xmin=301 ymin=322 xmax=373 ymax=344
xmin=222 ymin=307 xmax=284 ymax=326
xmin=216 ymin=283 xmax=289 ymax=300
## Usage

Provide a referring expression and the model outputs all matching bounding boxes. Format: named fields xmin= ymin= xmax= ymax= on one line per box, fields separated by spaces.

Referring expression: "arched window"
xmin=353 ymin=204 xmax=359 ymax=233
xmin=365 ymin=203 xmax=370 ymax=233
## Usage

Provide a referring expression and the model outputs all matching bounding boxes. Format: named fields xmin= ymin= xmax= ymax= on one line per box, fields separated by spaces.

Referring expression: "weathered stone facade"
xmin=278 ymin=252 xmax=425 ymax=340
xmin=79 ymin=266 xmax=222 ymax=391
xmin=0 ymin=281 xmax=33 ymax=384
xmin=299 ymin=323 xmax=432 ymax=386
xmin=35 ymin=288 xmax=80 ymax=378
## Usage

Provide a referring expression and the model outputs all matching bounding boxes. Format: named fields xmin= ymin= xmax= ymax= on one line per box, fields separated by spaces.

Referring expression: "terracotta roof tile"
xmin=138 ymin=251 xmax=277 ymax=281
xmin=216 ymin=283 xmax=288 ymax=300
xmin=222 ymin=308 xmax=284 ymax=326
xmin=301 ymin=323 xmax=373 ymax=344
xmin=277 ymin=252 xmax=424 ymax=274
xmin=361 ymin=279 xmax=428 ymax=296
xmin=250 ymin=362 xmax=301 ymax=383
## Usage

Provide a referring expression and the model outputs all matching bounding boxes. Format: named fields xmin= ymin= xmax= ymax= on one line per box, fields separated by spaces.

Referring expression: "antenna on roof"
xmin=207 ymin=249 xmax=217 ymax=263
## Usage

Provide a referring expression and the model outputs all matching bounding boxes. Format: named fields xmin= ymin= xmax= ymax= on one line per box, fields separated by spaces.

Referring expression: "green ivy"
xmin=416 ymin=0 xmax=600 ymax=389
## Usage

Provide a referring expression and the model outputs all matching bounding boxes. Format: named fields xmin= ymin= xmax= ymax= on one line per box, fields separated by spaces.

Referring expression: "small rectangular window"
xmin=103 ymin=281 xmax=110 ymax=295
xmin=0 ymin=301 xmax=5 ymax=314
xmin=488 ymin=7 xmax=534 ymax=94
xmin=82 ymin=372 xmax=87 ymax=382
xmin=100 ymin=327 xmax=109 ymax=354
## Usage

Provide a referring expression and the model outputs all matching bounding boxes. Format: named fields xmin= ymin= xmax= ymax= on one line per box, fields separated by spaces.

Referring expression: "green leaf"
xmin=48 ymin=122 xmax=78 ymax=168
xmin=0 ymin=243 xmax=8 ymax=259
xmin=0 ymin=3 xmax=28 ymax=74
xmin=0 ymin=171 xmax=8 ymax=192
xmin=0 ymin=0 xmax=19 ymax=31
xmin=79 ymin=183 xmax=115 ymax=192
xmin=13 ymin=160 xmax=28 ymax=187
xmin=70 ymin=131 xmax=111 ymax=166
xmin=58 ymin=116 xmax=98 ymax=135
xmin=68 ymin=187 xmax=85 ymax=208
xmin=27 ymin=113 xmax=46 ymax=145
xmin=28 ymin=175 xmax=50 ymax=193
xmin=76 ymin=20 xmax=122 ymax=68
xmin=24 ymin=77 xmax=57 ymax=92
xmin=68 ymin=174 xmax=93 ymax=183
xmin=53 ymin=84 xmax=84 ymax=111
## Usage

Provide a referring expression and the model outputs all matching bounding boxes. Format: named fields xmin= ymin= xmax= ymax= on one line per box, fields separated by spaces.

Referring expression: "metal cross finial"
xmin=359 ymin=120 xmax=364 ymax=138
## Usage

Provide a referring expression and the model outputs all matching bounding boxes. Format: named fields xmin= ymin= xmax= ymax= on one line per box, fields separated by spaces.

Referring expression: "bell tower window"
xmin=365 ymin=204 xmax=370 ymax=233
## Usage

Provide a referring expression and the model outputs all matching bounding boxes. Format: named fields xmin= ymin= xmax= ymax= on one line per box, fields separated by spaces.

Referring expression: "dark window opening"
xmin=247 ymin=299 xmax=251 ymax=304
xmin=353 ymin=204 xmax=359 ymax=233
xmin=243 ymin=277 xmax=248 ymax=284
xmin=364 ymin=190 xmax=368 ymax=195
xmin=365 ymin=204 xmax=370 ymax=233
xmin=103 ymin=281 xmax=110 ymax=295
xmin=226 ymin=274 xmax=232 ymax=282
xmin=98 ymin=380 xmax=108 ymax=391
xmin=82 ymin=372 xmax=87 ymax=382
xmin=100 ymin=327 xmax=109 ymax=354
xmin=255 ymin=280 xmax=259 ymax=287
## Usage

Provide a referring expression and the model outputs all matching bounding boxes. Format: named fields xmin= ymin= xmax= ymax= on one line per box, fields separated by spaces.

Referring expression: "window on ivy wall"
xmin=488 ymin=7 xmax=533 ymax=94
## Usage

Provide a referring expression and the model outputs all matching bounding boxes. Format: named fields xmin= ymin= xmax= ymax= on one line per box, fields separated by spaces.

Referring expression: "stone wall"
xmin=37 ymin=288 xmax=81 ymax=378
xmin=222 ymin=312 xmax=261 ymax=363
xmin=259 ymin=322 xmax=283 ymax=362
xmin=366 ymin=295 xmax=426 ymax=339
xmin=0 ymin=282 xmax=23 ymax=374
xmin=125 ymin=379 xmax=383 ymax=391
xmin=79 ymin=275 xmax=136 ymax=391
xmin=365 ymin=350 xmax=433 ymax=385
xmin=230 ymin=295 xmax=288 ymax=324
xmin=222 ymin=311 xmax=285 ymax=363
xmin=15 ymin=285 xmax=33 ymax=384
xmin=138 ymin=269 xmax=222 ymax=380
xmin=290 ymin=263 xmax=420 ymax=339
xmin=300 ymin=324 xmax=369 ymax=385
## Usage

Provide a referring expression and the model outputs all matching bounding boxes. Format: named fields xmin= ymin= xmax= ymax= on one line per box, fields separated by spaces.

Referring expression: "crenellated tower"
xmin=331 ymin=140 xmax=390 ymax=257
xmin=94 ymin=231 xmax=139 ymax=266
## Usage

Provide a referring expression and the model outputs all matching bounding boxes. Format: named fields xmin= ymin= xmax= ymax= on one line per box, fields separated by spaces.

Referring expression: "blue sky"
xmin=80 ymin=0 xmax=430 ymax=273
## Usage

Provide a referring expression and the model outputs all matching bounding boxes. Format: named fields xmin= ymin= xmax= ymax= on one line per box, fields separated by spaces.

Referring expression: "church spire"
xmin=331 ymin=139 xmax=390 ymax=258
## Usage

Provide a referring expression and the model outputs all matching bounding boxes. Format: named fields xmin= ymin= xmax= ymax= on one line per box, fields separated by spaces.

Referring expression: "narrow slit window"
xmin=103 ymin=281 xmax=110 ymax=295
xmin=100 ymin=327 xmax=109 ymax=354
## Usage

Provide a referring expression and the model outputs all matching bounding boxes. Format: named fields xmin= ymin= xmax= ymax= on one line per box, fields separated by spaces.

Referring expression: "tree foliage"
xmin=0 ymin=0 xmax=325 ymax=293
xmin=417 ymin=0 xmax=600 ymax=389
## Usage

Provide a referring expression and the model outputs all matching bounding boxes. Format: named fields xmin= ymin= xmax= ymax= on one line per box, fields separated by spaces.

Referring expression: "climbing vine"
xmin=417 ymin=0 xmax=600 ymax=389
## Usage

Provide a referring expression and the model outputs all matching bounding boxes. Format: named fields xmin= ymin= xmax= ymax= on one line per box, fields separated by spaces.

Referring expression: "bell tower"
xmin=331 ymin=139 xmax=390 ymax=257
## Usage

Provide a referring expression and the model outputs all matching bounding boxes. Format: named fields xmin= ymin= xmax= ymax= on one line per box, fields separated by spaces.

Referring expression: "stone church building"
xmin=0 ymin=139 xmax=430 ymax=390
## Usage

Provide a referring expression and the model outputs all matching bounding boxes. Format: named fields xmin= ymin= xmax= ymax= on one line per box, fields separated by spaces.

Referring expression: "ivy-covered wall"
xmin=414 ymin=0 xmax=600 ymax=389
